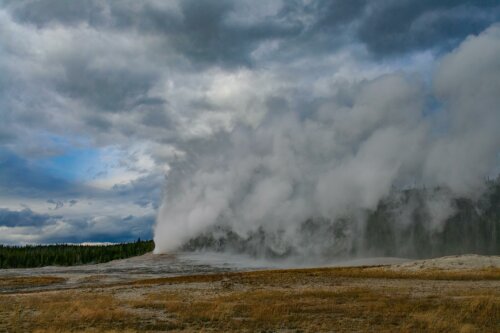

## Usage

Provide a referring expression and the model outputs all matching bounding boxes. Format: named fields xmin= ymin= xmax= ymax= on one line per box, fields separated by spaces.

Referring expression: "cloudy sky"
xmin=1 ymin=0 xmax=499 ymax=246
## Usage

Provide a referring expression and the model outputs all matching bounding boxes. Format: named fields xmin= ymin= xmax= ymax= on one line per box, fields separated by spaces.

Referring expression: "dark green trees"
xmin=0 ymin=239 xmax=154 ymax=269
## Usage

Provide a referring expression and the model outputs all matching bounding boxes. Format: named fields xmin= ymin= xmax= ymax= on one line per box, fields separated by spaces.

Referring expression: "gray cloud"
xmin=312 ymin=0 xmax=368 ymax=27
xmin=1 ymin=0 xmax=498 ymax=155
xmin=4 ymin=0 xmax=302 ymax=68
xmin=357 ymin=0 xmax=500 ymax=56
xmin=3 ymin=1 xmax=498 ymax=71
xmin=35 ymin=214 xmax=155 ymax=244
xmin=0 ymin=148 xmax=76 ymax=197
xmin=54 ymin=63 xmax=158 ymax=113
xmin=4 ymin=0 xmax=106 ymax=27
xmin=0 ymin=208 xmax=59 ymax=227
xmin=0 ymin=208 xmax=154 ymax=244
xmin=0 ymin=1 xmax=499 ymax=246
xmin=47 ymin=199 xmax=64 ymax=210
xmin=112 ymin=173 xmax=164 ymax=209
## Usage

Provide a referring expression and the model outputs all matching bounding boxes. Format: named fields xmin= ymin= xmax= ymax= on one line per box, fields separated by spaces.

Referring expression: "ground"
xmin=0 ymin=255 xmax=499 ymax=332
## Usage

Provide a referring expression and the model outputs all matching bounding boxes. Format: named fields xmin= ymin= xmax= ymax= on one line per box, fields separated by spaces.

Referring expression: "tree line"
xmin=0 ymin=239 xmax=155 ymax=269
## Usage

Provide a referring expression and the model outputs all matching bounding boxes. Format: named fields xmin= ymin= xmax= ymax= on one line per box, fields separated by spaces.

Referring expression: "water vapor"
xmin=154 ymin=26 xmax=500 ymax=258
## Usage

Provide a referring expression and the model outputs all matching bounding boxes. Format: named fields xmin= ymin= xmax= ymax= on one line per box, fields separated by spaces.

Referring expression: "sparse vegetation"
xmin=136 ymin=287 xmax=499 ymax=332
xmin=1 ymin=265 xmax=499 ymax=332
xmin=126 ymin=266 xmax=500 ymax=287
xmin=0 ymin=276 xmax=65 ymax=289
xmin=0 ymin=239 xmax=154 ymax=268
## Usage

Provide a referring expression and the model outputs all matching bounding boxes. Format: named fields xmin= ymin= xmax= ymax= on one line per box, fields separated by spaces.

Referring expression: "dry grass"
xmin=0 ymin=266 xmax=499 ymax=332
xmin=0 ymin=292 xmax=160 ymax=332
xmin=129 ymin=265 xmax=500 ymax=287
xmin=135 ymin=287 xmax=499 ymax=332
xmin=0 ymin=276 xmax=66 ymax=289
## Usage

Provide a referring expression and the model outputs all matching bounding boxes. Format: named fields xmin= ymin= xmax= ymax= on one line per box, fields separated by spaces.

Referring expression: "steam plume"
xmin=154 ymin=26 xmax=500 ymax=258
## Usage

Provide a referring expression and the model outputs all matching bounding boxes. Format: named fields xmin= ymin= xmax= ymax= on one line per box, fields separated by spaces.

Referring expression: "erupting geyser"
xmin=154 ymin=26 xmax=500 ymax=259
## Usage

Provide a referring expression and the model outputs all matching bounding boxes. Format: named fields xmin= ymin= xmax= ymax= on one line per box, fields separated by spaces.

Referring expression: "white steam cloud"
xmin=154 ymin=26 xmax=500 ymax=256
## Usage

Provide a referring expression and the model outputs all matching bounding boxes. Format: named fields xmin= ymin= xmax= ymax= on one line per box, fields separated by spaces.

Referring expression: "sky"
xmin=0 ymin=0 xmax=499 ymax=246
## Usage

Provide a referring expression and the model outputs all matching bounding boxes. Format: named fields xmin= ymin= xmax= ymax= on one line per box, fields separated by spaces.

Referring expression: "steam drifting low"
xmin=154 ymin=26 xmax=500 ymax=259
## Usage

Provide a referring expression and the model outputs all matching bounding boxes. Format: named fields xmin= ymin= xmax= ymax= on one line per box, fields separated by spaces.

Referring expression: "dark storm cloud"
xmin=0 ymin=149 xmax=74 ymax=197
xmin=0 ymin=208 xmax=154 ymax=244
xmin=112 ymin=173 xmax=163 ymax=209
xmin=46 ymin=199 xmax=64 ymax=210
xmin=83 ymin=114 xmax=112 ymax=131
xmin=0 ymin=148 xmax=158 ymax=212
xmin=172 ymin=0 xmax=302 ymax=67
xmin=5 ymin=0 xmax=498 ymax=65
xmin=37 ymin=214 xmax=155 ymax=244
xmin=356 ymin=0 xmax=500 ymax=56
xmin=309 ymin=0 xmax=367 ymax=29
xmin=140 ymin=109 xmax=170 ymax=129
xmin=3 ymin=0 xmax=105 ymax=27
xmin=137 ymin=99 xmax=171 ymax=128
xmin=1 ymin=0 xmax=499 ymax=246
xmin=108 ymin=0 xmax=304 ymax=68
xmin=54 ymin=62 xmax=158 ymax=113
xmin=0 ymin=208 xmax=59 ymax=227
xmin=5 ymin=0 xmax=302 ymax=68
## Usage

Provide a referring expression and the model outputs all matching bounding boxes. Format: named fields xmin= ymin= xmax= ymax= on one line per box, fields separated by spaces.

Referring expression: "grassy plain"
xmin=0 ymin=265 xmax=499 ymax=332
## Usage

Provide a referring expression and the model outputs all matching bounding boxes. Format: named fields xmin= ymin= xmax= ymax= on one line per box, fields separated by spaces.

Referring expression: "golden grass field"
xmin=0 ymin=265 xmax=499 ymax=332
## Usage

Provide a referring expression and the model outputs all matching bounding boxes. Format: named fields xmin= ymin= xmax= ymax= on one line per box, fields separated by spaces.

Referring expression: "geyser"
xmin=154 ymin=26 xmax=500 ymax=258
